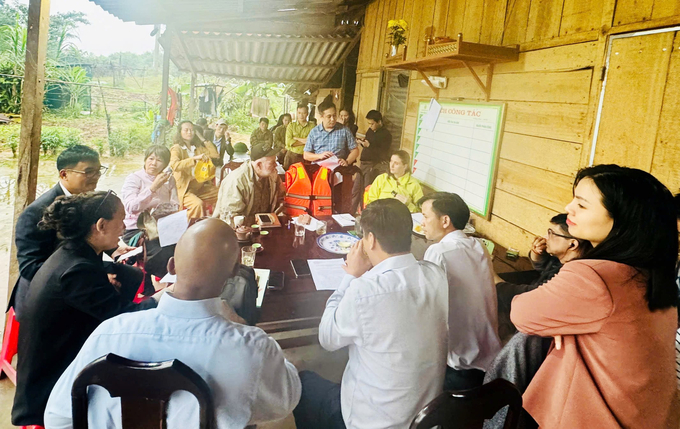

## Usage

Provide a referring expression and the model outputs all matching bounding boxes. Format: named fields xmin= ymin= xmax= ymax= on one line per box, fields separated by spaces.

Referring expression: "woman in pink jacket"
xmin=511 ymin=164 xmax=678 ymax=428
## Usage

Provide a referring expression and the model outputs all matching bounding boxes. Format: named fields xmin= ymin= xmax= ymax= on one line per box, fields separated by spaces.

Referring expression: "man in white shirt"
xmin=294 ymin=199 xmax=448 ymax=429
xmin=44 ymin=219 xmax=301 ymax=429
xmin=420 ymin=192 xmax=502 ymax=391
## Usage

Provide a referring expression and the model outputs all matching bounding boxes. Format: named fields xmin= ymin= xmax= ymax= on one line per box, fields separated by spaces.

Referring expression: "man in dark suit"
xmin=11 ymin=145 xmax=138 ymax=320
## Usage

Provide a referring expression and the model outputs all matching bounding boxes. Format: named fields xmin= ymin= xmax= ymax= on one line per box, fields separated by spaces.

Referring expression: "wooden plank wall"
xmin=354 ymin=0 xmax=680 ymax=256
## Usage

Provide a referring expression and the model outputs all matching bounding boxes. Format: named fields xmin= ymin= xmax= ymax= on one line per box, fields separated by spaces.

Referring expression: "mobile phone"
xmin=164 ymin=166 xmax=173 ymax=174
xmin=268 ymin=271 xmax=285 ymax=290
xmin=291 ymin=259 xmax=311 ymax=278
xmin=258 ymin=214 xmax=271 ymax=224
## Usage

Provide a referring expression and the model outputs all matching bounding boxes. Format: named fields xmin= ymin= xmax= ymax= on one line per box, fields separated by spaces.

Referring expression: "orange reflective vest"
xmin=311 ymin=167 xmax=333 ymax=216
xmin=284 ymin=163 xmax=333 ymax=217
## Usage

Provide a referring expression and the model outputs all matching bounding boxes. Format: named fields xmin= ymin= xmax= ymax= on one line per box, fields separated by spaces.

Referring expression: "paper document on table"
xmin=117 ymin=246 xmax=143 ymax=262
xmin=332 ymin=214 xmax=356 ymax=227
xmin=294 ymin=215 xmax=325 ymax=232
xmin=157 ymin=210 xmax=189 ymax=247
xmin=253 ymin=268 xmax=270 ymax=308
xmin=309 ymin=258 xmax=346 ymax=291
xmin=421 ymin=98 xmax=441 ymax=132
xmin=159 ymin=273 xmax=176 ymax=283
xmin=315 ymin=155 xmax=341 ymax=170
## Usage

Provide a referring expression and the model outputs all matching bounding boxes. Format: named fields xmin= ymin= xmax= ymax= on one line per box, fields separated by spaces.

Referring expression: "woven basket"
xmin=426 ymin=41 xmax=459 ymax=56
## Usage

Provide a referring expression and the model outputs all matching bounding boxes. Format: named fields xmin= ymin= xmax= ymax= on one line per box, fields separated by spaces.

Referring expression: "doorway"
xmin=590 ymin=27 xmax=680 ymax=192
xmin=379 ymin=70 xmax=410 ymax=151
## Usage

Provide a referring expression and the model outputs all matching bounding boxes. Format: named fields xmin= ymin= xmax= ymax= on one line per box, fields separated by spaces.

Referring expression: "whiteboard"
xmin=412 ymin=100 xmax=506 ymax=218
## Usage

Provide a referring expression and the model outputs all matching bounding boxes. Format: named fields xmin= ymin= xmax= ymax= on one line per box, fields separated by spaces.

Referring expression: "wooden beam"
xmin=160 ymin=31 xmax=171 ymax=136
xmin=179 ymin=31 xmax=355 ymax=44
xmin=189 ymin=73 xmax=196 ymax=120
xmin=319 ymin=28 xmax=364 ymax=88
xmin=176 ymin=57 xmax=337 ymax=71
xmin=485 ymin=64 xmax=494 ymax=102
xmin=173 ymin=70 xmax=325 ymax=85
xmin=416 ymin=67 xmax=440 ymax=99
xmin=462 ymin=60 xmax=490 ymax=100
xmin=9 ymin=0 xmax=51 ymax=300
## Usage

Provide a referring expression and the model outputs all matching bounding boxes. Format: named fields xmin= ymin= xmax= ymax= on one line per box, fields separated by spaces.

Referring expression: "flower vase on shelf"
xmin=390 ymin=45 xmax=398 ymax=57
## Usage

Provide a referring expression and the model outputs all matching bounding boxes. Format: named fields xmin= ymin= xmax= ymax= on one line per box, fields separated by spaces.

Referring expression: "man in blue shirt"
xmin=44 ymin=219 xmax=301 ymax=428
xmin=304 ymin=100 xmax=359 ymax=167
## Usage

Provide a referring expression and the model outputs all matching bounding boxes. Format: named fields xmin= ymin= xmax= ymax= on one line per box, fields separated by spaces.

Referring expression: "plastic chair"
xmin=409 ymin=378 xmax=522 ymax=429
xmin=71 ymin=353 xmax=215 ymax=429
xmin=0 ymin=307 xmax=19 ymax=385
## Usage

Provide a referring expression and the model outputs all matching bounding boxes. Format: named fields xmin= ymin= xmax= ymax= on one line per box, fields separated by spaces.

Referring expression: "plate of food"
xmin=317 ymin=232 xmax=360 ymax=255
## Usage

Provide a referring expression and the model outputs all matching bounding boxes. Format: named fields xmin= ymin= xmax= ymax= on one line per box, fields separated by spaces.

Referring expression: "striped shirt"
xmin=304 ymin=123 xmax=357 ymax=159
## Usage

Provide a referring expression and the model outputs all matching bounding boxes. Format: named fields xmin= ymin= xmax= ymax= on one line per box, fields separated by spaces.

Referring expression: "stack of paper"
xmin=332 ymin=213 xmax=356 ymax=227
xmin=315 ymin=155 xmax=341 ymax=170
xmin=117 ymin=246 xmax=143 ymax=262
xmin=253 ymin=268 xmax=270 ymax=308
xmin=308 ymin=259 xmax=346 ymax=291
xmin=157 ymin=210 xmax=189 ymax=247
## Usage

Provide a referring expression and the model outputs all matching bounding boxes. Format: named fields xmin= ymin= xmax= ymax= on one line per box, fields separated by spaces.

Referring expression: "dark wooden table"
xmin=252 ymin=216 xmax=349 ymax=338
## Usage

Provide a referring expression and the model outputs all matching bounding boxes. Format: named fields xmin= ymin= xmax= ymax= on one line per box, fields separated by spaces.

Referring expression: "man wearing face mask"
xmin=44 ymin=219 xmax=301 ymax=428
xmin=213 ymin=144 xmax=284 ymax=221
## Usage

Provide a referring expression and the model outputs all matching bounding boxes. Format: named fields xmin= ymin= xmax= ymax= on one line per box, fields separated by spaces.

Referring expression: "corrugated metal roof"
xmin=167 ymin=31 xmax=360 ymax=87
xmin=89 ymin=0 xmax=367 ymax=92
xmin=89 ymin=0 xmax=367 ymax=34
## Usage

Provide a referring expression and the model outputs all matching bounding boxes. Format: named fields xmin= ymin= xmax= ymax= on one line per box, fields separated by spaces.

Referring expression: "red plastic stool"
xmin=0 ymin=307 xmax=19 ymax=385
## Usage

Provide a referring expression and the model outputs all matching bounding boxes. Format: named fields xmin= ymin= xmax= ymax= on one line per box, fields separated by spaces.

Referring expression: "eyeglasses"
xmin=95 ymin=190 xmax=117 ymax=215
xmin=66 ymin=165 xmax=108 ymax=178
xmin=547 ymin=228 xmax=572 ymax=240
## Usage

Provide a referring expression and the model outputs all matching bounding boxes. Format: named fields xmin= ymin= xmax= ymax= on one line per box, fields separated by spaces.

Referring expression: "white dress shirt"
xmin=319 ymin=253 xmax=448 ymax=429
xmin=59 ymin=181 xmax=72 ymax=197
xmin=424 ymin=230 xmax=501 ymax=371
xmin=44 ymin=293 xmax=301 ymax=429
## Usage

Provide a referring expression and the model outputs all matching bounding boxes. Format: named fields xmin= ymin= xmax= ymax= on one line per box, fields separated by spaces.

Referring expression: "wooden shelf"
xmin=385 ymin=33 xmax=519 ymax=101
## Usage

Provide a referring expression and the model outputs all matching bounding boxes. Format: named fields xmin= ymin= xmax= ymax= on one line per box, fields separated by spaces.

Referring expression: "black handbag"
xmin=221 ymin=264 xmax=258 ymax=326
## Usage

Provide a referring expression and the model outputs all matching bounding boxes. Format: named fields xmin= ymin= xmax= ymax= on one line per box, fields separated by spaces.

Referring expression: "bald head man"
xmin=168 ymin=218 xmax=240 ymax=301
xmin=45 ymin=221 xmax=302 ymax=429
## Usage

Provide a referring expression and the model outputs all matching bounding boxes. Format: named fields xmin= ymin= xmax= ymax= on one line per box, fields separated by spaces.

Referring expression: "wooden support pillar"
xmin=159 ymin=34 xmax=171 ymax=140
xmin=8 ymin=0 xmax=51 ymax=299
xmin=189 ymin=73 xmax=196 ymax=120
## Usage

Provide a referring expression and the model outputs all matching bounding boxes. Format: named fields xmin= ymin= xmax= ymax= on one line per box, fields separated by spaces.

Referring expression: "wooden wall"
xmin=353 ymin=0 xmax=680 ymax=262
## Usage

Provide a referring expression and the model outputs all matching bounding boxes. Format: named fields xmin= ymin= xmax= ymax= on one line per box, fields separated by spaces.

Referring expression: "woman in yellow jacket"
xmin=366 ymin=150 xmax=423 ymax=212
xmin=169 ymin=120 xmax=219 ymax=219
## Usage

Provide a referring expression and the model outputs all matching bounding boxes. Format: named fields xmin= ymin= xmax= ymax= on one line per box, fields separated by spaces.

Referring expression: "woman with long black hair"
xmin=511 ymin=164 xmax=678 ymax=428
xmin=12 ymin=191 xmax=160 ymax=427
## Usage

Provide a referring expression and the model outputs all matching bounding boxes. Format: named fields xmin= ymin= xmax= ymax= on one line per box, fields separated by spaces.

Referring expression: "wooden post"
xmin=159 ymin=34 xmax=171 ymax=141
xmin=189 ymin=73 xmax=196 ymax=120
xmin=8 ymin=0 xmax=51 ymax=299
